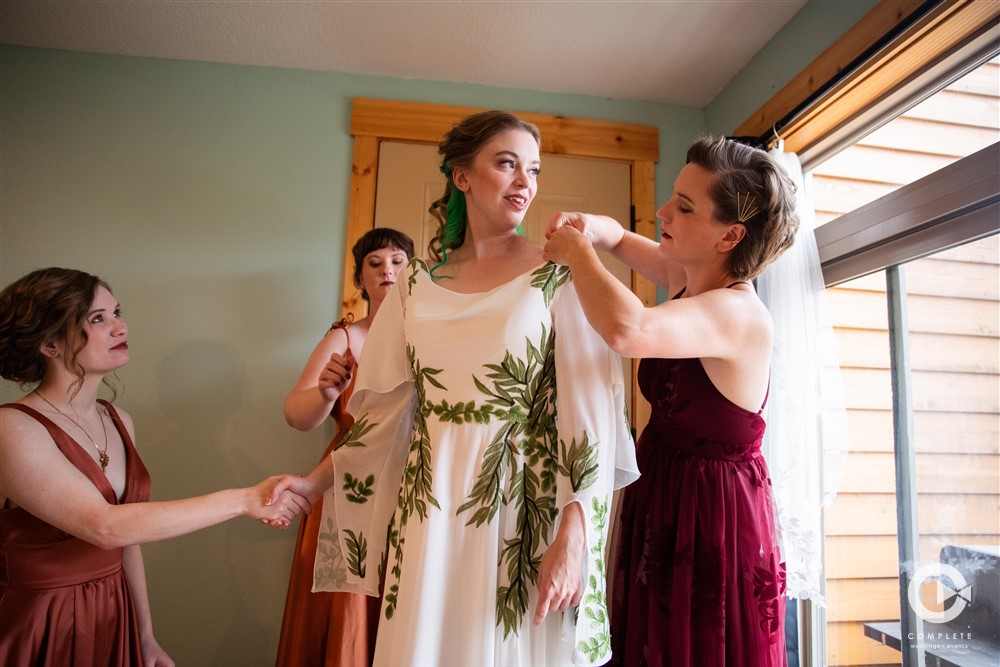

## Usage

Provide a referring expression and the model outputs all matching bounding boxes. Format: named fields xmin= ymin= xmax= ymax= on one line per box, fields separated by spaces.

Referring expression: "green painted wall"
xmin=705 ymin=0 xmax=880 ymax=136
xmin=1 ymin=4 xmax=862 ymax=657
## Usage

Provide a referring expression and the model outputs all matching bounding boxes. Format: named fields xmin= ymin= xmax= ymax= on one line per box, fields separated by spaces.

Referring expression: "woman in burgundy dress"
xmin=276 ymin=228 xmax=413 ymax=667
xmin=0 ymin=267 xmax=307 ymax=667
xmin=544 ymin=136 xmax=799 ymax=666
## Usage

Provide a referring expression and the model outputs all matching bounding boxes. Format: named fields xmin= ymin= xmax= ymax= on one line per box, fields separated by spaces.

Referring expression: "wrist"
xmin=237 ymin=487 xmax=256 ymax=517
xmin=557 ymin=501 xmax=586 ymax=550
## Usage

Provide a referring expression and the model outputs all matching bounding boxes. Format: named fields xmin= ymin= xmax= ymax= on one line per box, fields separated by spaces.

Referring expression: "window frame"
xmin=735 ymin=2 xmax=1000 ymax=666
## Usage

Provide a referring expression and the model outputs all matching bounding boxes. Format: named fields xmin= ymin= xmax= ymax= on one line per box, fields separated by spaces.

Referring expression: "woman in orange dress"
xmin=0 ymin=267 xmax=305 ymax=667
xmin=276 ymin=228 xmax=414 ymax=667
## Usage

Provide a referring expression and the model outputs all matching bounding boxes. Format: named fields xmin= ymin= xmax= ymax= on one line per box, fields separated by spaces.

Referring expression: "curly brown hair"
xmin=427 ymin=110 xmax=541 ymax=262
xmin=686 ymin=136 xmax=799 ymax=280
xmin=0 ymin=267 xmax=115 ymax=397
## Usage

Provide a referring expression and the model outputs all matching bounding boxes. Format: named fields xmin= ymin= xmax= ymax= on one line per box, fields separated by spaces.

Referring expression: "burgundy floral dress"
xmin=609 ymin=349 xmax=787 ymax=666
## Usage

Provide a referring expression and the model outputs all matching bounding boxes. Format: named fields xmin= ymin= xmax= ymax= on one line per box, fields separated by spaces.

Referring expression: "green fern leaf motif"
xmin=577 ymin=495 xmax=611 ymax=660
xmin=559 ymin=433 xmax=601 ymax=493
xmin=407 ymin=257 xmax=429 ymax=295
xmin=344 ymin=529 xmax=367 ymax=578
xmin=343 ymin=472 xmax=376 ymax=504
xmin=529 ymin=263 xmax=571 ymax=308
xmin=340 ymin=415 xmax=376 ymax=448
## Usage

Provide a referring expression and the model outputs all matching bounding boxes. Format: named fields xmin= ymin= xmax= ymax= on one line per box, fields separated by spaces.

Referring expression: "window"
xmin=809 ymin=57 xmax=999 ymax=667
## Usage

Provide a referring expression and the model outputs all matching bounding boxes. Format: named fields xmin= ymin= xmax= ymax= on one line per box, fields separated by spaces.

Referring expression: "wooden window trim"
xmin=734 ymin=0 xmax=1000 ymax=155
xmin=342 ymin=97 xmax=659 ymax=429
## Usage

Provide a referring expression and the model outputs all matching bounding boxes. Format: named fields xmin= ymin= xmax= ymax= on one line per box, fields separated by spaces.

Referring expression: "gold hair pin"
xmin=737 ymin=192 xmax=759 ymax=223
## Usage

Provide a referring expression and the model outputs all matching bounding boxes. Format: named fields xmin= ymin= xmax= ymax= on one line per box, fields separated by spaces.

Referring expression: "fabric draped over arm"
xmin=312 ymin=281 xmax=417 ymax=596
xmin=552 ymin=280 xmax=640 ymax=664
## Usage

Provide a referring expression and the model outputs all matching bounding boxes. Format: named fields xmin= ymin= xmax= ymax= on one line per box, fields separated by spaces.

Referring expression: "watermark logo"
xmin=907 ymin=562 xmax=972 ymax=624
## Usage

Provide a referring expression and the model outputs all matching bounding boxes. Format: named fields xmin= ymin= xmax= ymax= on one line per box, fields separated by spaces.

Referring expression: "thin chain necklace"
xmin=33 ymin=389 xmax=111 ymax=473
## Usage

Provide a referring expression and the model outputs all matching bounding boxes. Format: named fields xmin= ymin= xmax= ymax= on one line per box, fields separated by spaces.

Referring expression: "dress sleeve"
xmin=312 ymin=277 xmax=417 ymax=596
xmin=551 ymin=279 xmax=640 ymax=665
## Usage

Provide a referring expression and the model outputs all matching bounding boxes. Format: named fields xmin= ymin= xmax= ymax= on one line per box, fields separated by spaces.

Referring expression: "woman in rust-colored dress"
xmin=276 ymin=228 xmax=413 ymax=667
xmin=0 ymin=267 xmax=305 ymax=666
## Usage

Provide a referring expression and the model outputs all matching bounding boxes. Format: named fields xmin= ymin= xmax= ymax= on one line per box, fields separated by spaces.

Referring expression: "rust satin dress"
xmin=0 ymin=401 xmax=151 ymax=667
xmin=275 ymin=322 xmax=380 ymax=667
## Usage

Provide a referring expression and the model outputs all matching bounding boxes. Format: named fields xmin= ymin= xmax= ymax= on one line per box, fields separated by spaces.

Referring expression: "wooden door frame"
xmin=340 ymin=97 xmax=659 ymax=430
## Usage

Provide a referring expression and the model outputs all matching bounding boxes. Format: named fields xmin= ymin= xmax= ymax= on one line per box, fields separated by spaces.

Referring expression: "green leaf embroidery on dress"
xmin=496 ymin=461 xmax=558 ymax=638
xmin=457 ymin=325 xmax=558 ymax=529
xmin=383 ymin=514 xmax=401 ymax=620
xmin=578 ymin=495 xmax=611 ymax=662
xmin=343 ymin=472 xmax=376 ymax=504
xmin=314 ymin=516 xmax=348 ymax=590
xmin=405 ymin=344 xmax=443 ymax=521
xmin=429 ymin=398 xmax=495 ymax=425
xmin=379 ymin=262 xmax=605 ymax=637
xmin=407 ymin=257 xmax=430 ymax=296
xmin=530 ymin=263 xmax=571 ymax=308
xmin=559 ymin=433 xmax=600 ymax=493
xmin=384 ymin=342 xmax=442 ymax=621
xmin=450 ymin=323 xmax=564 ymax=637
xmin=344 ymin=529 xmax=368 ymax=578
xmin=340 ymin=415 xmax=376 ymax=448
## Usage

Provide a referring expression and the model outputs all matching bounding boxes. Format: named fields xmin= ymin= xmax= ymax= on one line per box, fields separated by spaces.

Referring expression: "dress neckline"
xmin=1 ymin=400 xmax=132 ymax=504
xmin=425 ymin=261 xmax=551 ymax=297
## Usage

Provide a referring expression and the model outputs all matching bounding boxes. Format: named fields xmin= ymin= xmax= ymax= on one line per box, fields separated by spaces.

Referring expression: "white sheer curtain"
xmin=759 ymin=143 xmax=848 ymax=604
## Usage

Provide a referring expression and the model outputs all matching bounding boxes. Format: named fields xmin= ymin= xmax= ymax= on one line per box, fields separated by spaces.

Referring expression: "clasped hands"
xmin=542 ymin=212 xmax=625 ymax=266
xmin=250 ymin=476 xmax=314 ymax=530
xmin=254 ymin=473 xmax=326 ymax=530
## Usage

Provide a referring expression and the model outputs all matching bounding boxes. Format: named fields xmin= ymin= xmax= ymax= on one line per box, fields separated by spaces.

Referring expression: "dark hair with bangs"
xmin=352 ymin=228 xmax=416 ymax=300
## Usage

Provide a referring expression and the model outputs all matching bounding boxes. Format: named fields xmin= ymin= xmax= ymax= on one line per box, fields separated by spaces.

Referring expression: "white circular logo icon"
xmin=907 ymin=563 xmax=971 ymax=624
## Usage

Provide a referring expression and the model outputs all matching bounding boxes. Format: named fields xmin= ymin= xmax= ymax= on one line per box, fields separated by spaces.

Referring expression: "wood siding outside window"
xmin=809 ymin=57 xmax=999 ymax=667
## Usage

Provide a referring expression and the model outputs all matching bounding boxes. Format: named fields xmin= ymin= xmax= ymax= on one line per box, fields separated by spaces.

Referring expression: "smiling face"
xmin=453 ymin=128 xmax=540 ymax=233
xmin=359 ymin=245 xmax=409 ymax=303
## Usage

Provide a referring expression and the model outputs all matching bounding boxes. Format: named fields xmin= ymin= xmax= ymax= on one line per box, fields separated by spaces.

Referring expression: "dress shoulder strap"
xmin=1 ymin=402 xmax=51 ymax=424
xmin=329 ymin=315 xmax=354 ymax=356
xmin=725 ymin=280 xmax=751 ymax=289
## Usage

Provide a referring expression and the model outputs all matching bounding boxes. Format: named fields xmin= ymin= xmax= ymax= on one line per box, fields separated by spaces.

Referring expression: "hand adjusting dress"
xmin=313 ymin=259 xmax=640 ymax=667
xmin=0 ymin=401 xmax=150 ymax=667
xmin=276 ymin=320 xmax=380 ymax=667
xmin=609 ymin=329 xmax=787 ymax=667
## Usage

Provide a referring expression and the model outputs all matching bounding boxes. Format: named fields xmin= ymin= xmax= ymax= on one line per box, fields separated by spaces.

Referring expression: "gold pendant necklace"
xmin=33 ymin=389 xmax=111 ymax=473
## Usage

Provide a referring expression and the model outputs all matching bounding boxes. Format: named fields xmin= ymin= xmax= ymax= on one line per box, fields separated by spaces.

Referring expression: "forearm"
xmin=609 ymin=230 xmax=671 ymax=287
xmin=283 ymin=387 xmax=337 ymax=431
xmin=557 ymin=500 xmax=586 ymax=550
xmin=84 ymin=487 xmax=255 ymax=549
xmin=123 ymin=544 xmax=156 ymax=640
xmin=566 ymin=246 xmax=648 ymax=357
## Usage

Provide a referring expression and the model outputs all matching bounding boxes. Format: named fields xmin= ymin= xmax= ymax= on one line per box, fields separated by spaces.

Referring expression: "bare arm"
xmin=266 ymin=454 xmax=335 ymax=507
xmin=122 ymin=545 xmax=175 ymax=667
xmin=0 ymin=412 xmax=308 ymax=550
xmin=545 ymin=212 xmax=672 ymax=288
xmin=543 ymin=225 xmax=768 ymax=362
xmin=533 ymin=501 xmax=585 ymax=625
xmin=284 ymin=326 xmax=355 ymax=432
